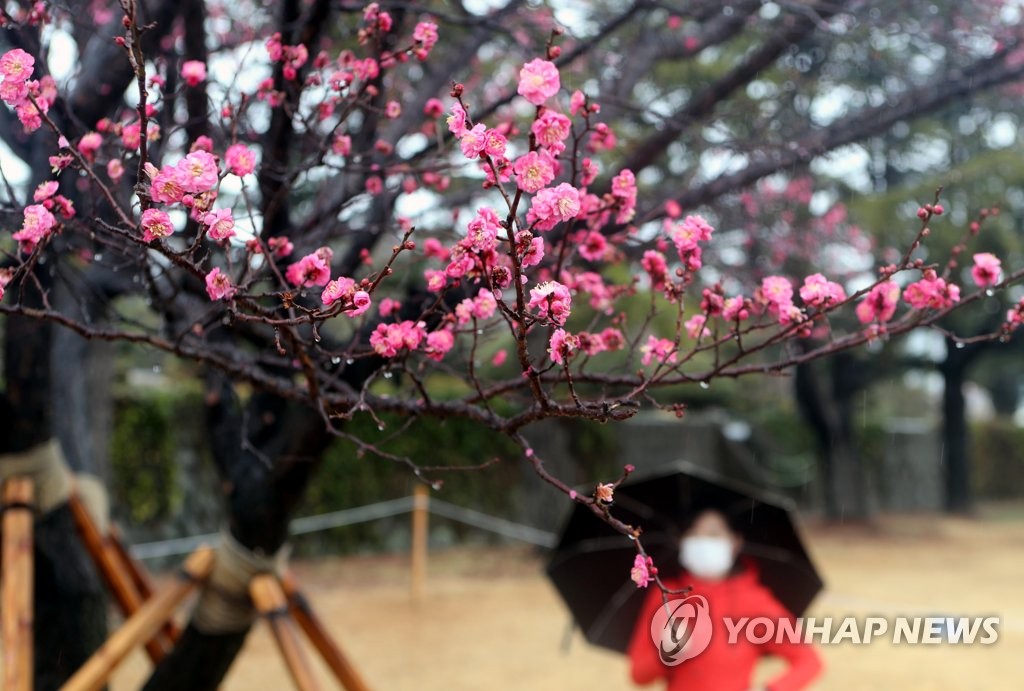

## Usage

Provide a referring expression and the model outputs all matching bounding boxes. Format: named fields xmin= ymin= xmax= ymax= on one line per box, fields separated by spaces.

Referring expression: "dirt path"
xmin=111 ymin=510 xmax=1024 ymax=690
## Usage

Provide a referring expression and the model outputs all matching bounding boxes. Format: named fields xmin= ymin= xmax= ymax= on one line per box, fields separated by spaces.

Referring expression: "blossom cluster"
xmin=0 ymin=48 xmax=54 ymax=132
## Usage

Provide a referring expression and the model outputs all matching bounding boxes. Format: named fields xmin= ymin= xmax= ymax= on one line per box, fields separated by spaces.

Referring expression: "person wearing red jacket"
xmin=627 ymin=509 xmax=823 ymax=690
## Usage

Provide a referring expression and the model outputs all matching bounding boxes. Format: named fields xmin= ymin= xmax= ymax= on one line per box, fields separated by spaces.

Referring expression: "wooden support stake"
xmin=2 ymin=478 xmax=34 ymax=691
xmin=108 ymin=523 xmax=181 ymax=641
xmin=61 ymin=546 xmax=215 ymax=691
xmin=250 ymin=574 xmax=322 ymax=691
xmin=68 ymin=493 xmax=173 ymax=662
xmin=280 ymin=572 xmax=371 ymax=691
xmin=410 ymin=484 xmax=429 ymax=602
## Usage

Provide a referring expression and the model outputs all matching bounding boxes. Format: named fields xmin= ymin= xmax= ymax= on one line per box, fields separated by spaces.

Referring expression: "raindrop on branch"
xmin=699 ymin=381 xmax=710 ymax=390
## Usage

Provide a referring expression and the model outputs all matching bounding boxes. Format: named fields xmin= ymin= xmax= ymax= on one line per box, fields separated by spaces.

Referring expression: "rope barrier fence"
xmin=129 ymin=495 xmax=557 ymax=561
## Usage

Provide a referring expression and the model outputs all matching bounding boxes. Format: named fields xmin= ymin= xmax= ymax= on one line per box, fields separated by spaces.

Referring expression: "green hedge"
xmin=109 ymin=390 xmax=199 ymax=524
xmin=972 ymin=419 xmax=1024 ymax=499
xmin=108 ymin=390 xmax=1024 ymax=548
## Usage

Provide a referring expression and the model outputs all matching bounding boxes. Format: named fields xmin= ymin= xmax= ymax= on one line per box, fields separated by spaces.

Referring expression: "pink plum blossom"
xmin=528 ymin=281 xmax=572 ymax=325
xmin=332 ymin=135 xmax=352 ymax=156
xmin=107 ymin=159 xmax=123 ymax=182
xmin=455 ymin=289 xmax=498 ymax=324
xmin=12 ymin=204 xmax=56 ymax=253
xmin=569 ymin=90 xmax=586 ymax=115
xmin=459 ymin=123 xmax=488 ymax=159
xmin=799 ymin=273 xmax=847 ymax=308
xmin=78 ymin=132 xmax=103 ymax=161
xmin=181 ymin=60 xmax=207 ymax=87
xmin=531 ymin=110 xmax=571 ymax=154
xmin=446 ymin=103 xmax=468 ymax=137
xmin=33 ymin=180 xmax=58 ymax=201
xmin=971 ymin=253 xmax=1002 ymax=288
xmin=548 ymin=328 xmax=579 ymax=365
xmin=630 ymin=554 xmax=656 ymax=588
xmin=424 ymin=269 xmax=447 ymax=292
xmin=610 ymin=169 xmax=637 ymax=224
xmin=513 ymin=151 xmax=556 ymax=194
xmin=0 ymin=49 xmax=34 ymax=84
xmin=685 ymin=314 xmax=708 ymax=340
xmin=370 ymin=320 xmax=425 ymax=357
xmin=642 ymin=250 xmax=669 ymax=290
xmin=205 ymin=267 xmax=236 ymax=301
xmin=641 ymin=336 xmax=677 ymax=366
xmin=286 ymin=248 xmax=332 ymax=288
xmin=203 ymin=208 xmax=235 ymax=241
xmin=666 ymin=214 xmax=714 ymax=270
xmin=904 ymin=270 xmax=960 ymax=310
xmin=578 ymin=231 xmax=607 ymax=262
xmin=856 ymin=280 xmax=901 ymax=324
xmin=527 ymin=183 xmax=581 ymax=231
xmin=412 ymin=22 xmax=439 ymax=60
xmin=176 ymin=150 xmax=219 ymax=193
xmin=758 ymin=276 xmax=794 ymax=314
xmin=722 ymin=296 xmax=751 ymax=322
xmin=517 ymin=58 xmax=560 ymax=105
xmin=1006 ymin=298 xmax=1024 ymax=331
xmin=225 ymin=144 xmax=257 ymax=176
xmin=140 ymin=208 xmax=173 ymax=242
xmin=424 ymin=329 xmax=455 ymax=361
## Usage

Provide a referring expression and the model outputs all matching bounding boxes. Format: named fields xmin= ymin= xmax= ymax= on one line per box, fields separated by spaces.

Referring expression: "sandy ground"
xmin=110 ymin=508 xmax=1024 ymax=690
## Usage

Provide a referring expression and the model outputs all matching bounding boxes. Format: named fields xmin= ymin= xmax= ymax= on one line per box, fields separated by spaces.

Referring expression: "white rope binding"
xmin=192 ymin=528 xmax=288 ymax=634
xmin=0 ymin=439 xmax=71 ymax=514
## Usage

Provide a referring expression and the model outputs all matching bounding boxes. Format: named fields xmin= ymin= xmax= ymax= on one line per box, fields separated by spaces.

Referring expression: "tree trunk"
xmin=3 ymin=312 xmax=109 ymax=690
xmin=794 ymin=351 xmax=870 ymax=520
xmin=142 ymin=380 xmax=334 ymax=690
xmin=941 ymin=338 xmax=972 ymax=513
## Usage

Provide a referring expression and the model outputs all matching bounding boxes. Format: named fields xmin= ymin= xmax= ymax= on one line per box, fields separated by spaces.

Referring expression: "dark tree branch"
xmin=656 ymin=45 xmax=1024 ymax=214
xmin=615 ymin=1 xmax=846 ymax=183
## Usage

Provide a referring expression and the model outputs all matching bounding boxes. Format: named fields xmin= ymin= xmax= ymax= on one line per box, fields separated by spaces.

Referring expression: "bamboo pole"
xmin=68 ymin=493 xmax=172 ymax=662
xmin=60 ymin=546 xmax=215 ymax=691
xmin=2 ymin=477 xmax=34 ymax=691
xmin=250 ymin=574 xmax=322 ymax=691
xmin=410 ymin=484 xmax=429 ymax=602
xmin=280 ymin=572 xmax=371 ymax=691
xmin=107 ymin=523 xmax=181 ymax=641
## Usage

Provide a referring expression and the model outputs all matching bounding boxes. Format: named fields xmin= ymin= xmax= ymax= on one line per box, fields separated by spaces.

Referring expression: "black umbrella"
xmin=546 ymin=461 xmax=823 ymax=653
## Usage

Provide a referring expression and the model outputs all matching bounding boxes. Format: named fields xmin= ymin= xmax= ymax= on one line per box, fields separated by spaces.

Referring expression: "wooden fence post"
xmin=410 ymin=484 xmax=429 ymax=602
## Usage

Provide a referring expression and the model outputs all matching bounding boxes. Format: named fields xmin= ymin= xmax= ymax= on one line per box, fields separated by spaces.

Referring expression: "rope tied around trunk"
xmin=192 ymin=528 xmax=289 ymax=634
xmin=0 ymin=438 xmax=71 ymax=514
xmin=0 ymin=439 xmax=110 ymax=533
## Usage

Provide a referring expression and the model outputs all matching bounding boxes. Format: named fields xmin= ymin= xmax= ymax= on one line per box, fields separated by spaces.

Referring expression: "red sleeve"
xmin=753 ymin=590 xmax=823 ymax=691
xmin=626 ymin=585 xmax=670 ymax=685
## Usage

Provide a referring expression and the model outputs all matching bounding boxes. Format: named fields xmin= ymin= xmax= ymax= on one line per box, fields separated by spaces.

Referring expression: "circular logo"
xmin=649 ymin=594 xmax=713 ymax=665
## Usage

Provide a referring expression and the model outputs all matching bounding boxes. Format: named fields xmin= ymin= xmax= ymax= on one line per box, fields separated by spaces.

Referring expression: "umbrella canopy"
xmin=546 ymin=461 xmax=823 ymax=653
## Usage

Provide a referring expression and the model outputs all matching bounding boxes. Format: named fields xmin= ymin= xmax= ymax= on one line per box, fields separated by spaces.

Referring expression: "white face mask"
xmin=679 ymin=536 xmax=735 ymax=579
